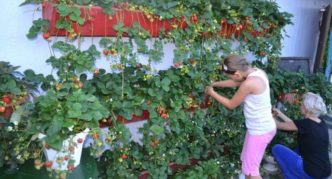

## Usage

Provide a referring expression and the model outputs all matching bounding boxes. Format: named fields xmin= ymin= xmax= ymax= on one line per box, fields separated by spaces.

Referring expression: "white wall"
xmin=1 ymin=0 xmax=332 ymax=75
xmin=0 ymin=1 xmax=176 ymax=75
xmin=276 ymin=0 xmax=332 ymax=62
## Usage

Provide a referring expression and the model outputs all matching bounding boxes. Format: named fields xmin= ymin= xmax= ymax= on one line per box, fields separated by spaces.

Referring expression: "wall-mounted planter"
xmin=42 ymin=2 xmax=187 ymax=37
xmin=42 ymin=2 xmax=269 ymax=38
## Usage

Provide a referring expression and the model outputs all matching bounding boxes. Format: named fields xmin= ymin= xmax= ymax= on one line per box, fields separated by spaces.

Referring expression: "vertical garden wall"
xmin=4 ymin=0 xmax=331 ymax=179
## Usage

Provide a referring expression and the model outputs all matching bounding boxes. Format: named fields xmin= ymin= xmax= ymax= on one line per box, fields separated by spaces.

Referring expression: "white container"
xmin=38 ymin=128 xmax=90 ymax=170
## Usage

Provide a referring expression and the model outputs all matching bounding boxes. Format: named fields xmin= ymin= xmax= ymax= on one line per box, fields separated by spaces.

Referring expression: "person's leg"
xmin=242 ymin=130 xmax=276 ymax=178
xmin=272 ymin=144 xmax=313 ymax=179
xmin=245 ymin=175 xmax=262 ymax=179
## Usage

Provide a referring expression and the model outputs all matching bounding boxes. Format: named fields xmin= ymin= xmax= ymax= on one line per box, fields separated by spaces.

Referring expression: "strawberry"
xmin=78 ymin=82 xmax=84 ymax=88
xmin=67 ymin=164 xmax=75 ymax=171
xmin=189 ymin=58 xmax=197 ymax=65
xmin=34 ymin=159 xmax=43 ymax=170
xmin=173 ymin=61 xmax=183 ymax=68
xmin=2 ymin=95 xmax=11 ymax=104
xmin=259 ymin=51 xmax=266 ymax=56
xmin=77 ymin=138 xmax=83 ymax=144
xmin=92 ymin=133 xmax=99 ymax=139
xmin=93 ymin=68 xmax=100 ymax=76
xmin=103 ymin=49 xmax=110 ymax=56
xmin=110 ymin=49 xmax=117 ymax=56
xmin=44 ymin=161 xmax=53 ymax=168
xmin=0 ymin=106 xmax=5 ymax=113
xmin=121 ymin=154 xmax=128 ymax=159
xmin=69 ymin=146 xmax=75 ymax=153
xmin=190 ymin=14 xmax=198 ymax=23
xmin=44 ymin=143 xmax=50 ymax=149
xmin=236 ymin=24 xmax=243 ymax=31
xmin=43 ymin=32 xmax=50 ymax=40
xmin=64 ymin=156 xmax=69 ymax=161
xmin=161 ymin=113 xmax=169 ymax=119
xmin=135 ymin=63 xmax=142 ymax=69
xmin=60 ymin=173 xmax=67 ymax=179
xmin=151 ymin=139 xmax=160 ymax=148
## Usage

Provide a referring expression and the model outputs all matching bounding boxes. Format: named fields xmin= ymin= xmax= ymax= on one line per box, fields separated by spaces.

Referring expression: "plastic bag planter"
xmin=38 ymin=128 xmax=90 ymax=170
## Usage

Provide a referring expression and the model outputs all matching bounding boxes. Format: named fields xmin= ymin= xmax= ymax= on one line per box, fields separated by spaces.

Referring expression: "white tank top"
xmin=243 ymin=69 xmax=276 ymax=135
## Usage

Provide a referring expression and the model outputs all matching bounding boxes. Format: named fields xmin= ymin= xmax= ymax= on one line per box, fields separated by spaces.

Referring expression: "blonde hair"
xmin=223 ymin=55 xmax=249 ymax=72
xmin=302 ymin=92 xmax=327 ymax=116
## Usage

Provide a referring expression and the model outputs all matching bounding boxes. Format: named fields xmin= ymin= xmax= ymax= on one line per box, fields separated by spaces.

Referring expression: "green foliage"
xmin=17 ymin=0 xmax=311 ymax=178
xmin=26 ymin=18 xmax=49 ymax=39
xmin=0 ymin=62 xmax=44 ymax=171
xmin=0 ymin=103 xmax=40 ymax=171
xmin=31 ymin=89 xmax=109 ymax=150
xmin=172 ymin=159 xmax=222 ymax=179
xmin=48 ymin=42 xmax=99 ymax=79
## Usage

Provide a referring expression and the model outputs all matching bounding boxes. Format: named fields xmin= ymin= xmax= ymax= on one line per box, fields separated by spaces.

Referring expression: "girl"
xmin=205 ymin=55 xmax=276 ymax=179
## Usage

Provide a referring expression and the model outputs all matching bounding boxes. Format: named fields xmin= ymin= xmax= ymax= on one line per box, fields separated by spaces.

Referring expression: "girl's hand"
xmin=272 ymin=108 xmax=281 ymax=117
xmin=205 ymin=86 xmax=214 ymax=96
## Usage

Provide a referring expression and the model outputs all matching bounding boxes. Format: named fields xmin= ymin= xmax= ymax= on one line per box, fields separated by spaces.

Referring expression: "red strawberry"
xmin=43 ymin=32 xmax=50 ymax=40
xmin=190 ymin=14 xmax=198 ymax=23
xmin=259 ymin=52 xmax=266 ymax=56
xmin=103 ymin=49 xmax=110 ymax=56
xmin=236 ymin=24 xmax=243 ymax=31
xmin=77 ymin=138 xmax=83 ymax=144
xmin=44 ymin=161 xmax=53 ymax=168
xmin=93 ymin=68 xmax=100 ymax=76
xmin=0 ymin=106 xmax=5 ymax=113
xmin=67 ymin=164 xmax=75 ymax=171
xmin=221 ymin=18 xmax=227 ymax=24
xmin=135 ymin=63 xmax=142 ymax=69
xmin=44 ymin=143 xmax=50 ymax=149
xmin=121 ymin=154 xmax=128 ymax=159
xmin=173 ymin=61 xmax=183 ymax=68
xmin=161 ymin=113 xmax=169 ymax=119
xmin=2 ymin=95 xmax=11 ymax=104
xmin=64 ymin=156 xmax=69 ymax=161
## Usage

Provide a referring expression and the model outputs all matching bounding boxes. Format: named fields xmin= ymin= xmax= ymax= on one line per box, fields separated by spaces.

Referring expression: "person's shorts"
xmin=241 ymin=129 xmax=276 ymax=176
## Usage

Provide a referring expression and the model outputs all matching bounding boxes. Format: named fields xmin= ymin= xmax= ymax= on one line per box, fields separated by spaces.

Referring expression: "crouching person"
xmin=272 ymin=92 xmax=331 ymax=179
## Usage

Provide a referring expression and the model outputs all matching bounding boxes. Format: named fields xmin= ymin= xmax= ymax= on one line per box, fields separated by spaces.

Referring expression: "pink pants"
xmin=241 ymin=129 xmax=276 ymax=176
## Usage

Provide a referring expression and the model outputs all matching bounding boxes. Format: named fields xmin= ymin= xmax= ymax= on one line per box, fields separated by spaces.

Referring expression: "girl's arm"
xmin=206 ymin=80 xmax=253 ymax=109
xmin=212 ymin=80 xmax=241 ymax=88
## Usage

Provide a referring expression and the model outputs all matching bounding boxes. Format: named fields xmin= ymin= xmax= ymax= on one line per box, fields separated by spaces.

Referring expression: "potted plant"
xmin=0 ymin=62 xmax=42 ymax=122
xmin=0 ymin=61 xmax=44 ymax=171
xmin=27 ymin=42 xmax=109 ymax=176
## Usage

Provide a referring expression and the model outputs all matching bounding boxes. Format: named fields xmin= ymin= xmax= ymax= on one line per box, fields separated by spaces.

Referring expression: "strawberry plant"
xmin=25 ymin=42 xmax=109 ymax=176
xmin=19 ymin=0 xmax=296 ymax=178
xmin=0 ymin=62 xmax=44 ymax=172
